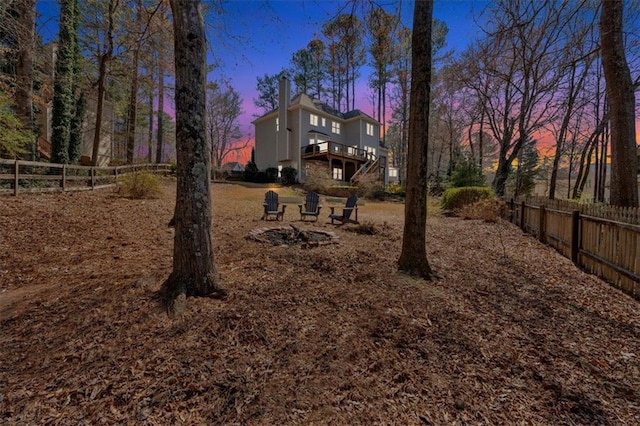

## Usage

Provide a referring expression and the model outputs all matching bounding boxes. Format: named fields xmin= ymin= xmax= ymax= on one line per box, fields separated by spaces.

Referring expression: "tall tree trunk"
xmin=91 ymin=55 xmax=109 ymax=165
xmin=600 ymin=0 xmax=638 ymax=207
xmin=162 ymin=0 xmax=226 ymax=317
xmin=397 ymin=0 xmax=433 ymax=280
xmin=15 ymin=0 xmax=36 ymax=159
xmin=91 ymin=0 xmax=118 ymax=166
xmin=126 ymin=0 xmax=143 ymax=164
xmin=155 ymin=60 xmax=165 ymax=163
xmin=478 ymin=108 xmax=485 ymax=169
xmin=598 ymin=127 xmax=609 ymax=202
xmin=147 ymin=84 xmax=154 ymax=163
xmin=52 ymin=0 xmax=78 ymax=165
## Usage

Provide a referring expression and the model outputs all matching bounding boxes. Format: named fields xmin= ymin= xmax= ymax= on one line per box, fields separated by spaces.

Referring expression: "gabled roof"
xmin=222 ymin=161 xmax=244 ymax=170
xmin=253 ymin=92 xmax=380 ymax=125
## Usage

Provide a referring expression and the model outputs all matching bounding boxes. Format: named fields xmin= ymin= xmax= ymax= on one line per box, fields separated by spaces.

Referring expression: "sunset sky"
xmin=204 ymin=0 xmax=485 ymax=163
xmin=35 ymin=1 xmax=640 ymax=166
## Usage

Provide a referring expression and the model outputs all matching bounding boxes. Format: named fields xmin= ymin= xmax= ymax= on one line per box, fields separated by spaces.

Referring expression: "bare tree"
xmin=162 ymin=0 xmax=226 ymax=317
xmin=90 ymin=0 xmax=119 ymax=166
xmin=14 ymin=0 xmax=36 ymax=158
xmin=465 ymin=0 xmax=570 ymax=196
xmin=600 ymin=0 xmax=638 ymax=207
xmin=397 ymin=0 xmax=433 ymax=279
xmin=205 ymin=81 xmax=248 ymax=170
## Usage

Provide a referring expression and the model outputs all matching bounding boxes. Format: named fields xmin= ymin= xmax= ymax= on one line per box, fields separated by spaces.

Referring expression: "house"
xmin=253 ymin=77 xmax=388 ymax=185
xmin=221 ymin=161 xmax=245 ymax=174
xmin=35 ymin=43 xmax=113 ymax=166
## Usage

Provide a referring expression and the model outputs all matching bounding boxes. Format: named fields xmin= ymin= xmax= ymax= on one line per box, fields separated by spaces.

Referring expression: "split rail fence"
xmin=0 ymin=159 xmax=172 ymax=196
xmin=505 ymin=197 xmax=640 ymax=300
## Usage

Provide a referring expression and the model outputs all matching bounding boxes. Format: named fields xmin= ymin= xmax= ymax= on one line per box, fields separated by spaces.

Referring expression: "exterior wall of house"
xmin=343 ymin=121 xmax=360 ymax=149
xmin=277 ymin=77 xmax=291 ymax=162
xmin=81 ymin=96 xmax=113 ymax=166
xmin=253 ymin=77 xmax=389 ymax=184
xmin=254 ymin=115 xmax=278 ymax=170
xmin=289 ymin=109 xmax=302 ymax=170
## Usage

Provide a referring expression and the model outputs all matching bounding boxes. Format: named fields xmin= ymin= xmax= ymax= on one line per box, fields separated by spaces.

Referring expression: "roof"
xmin=253 ymin=92 xmax=380 ymax=125
xmin=222 ymin=161 xmax=244 ymax=170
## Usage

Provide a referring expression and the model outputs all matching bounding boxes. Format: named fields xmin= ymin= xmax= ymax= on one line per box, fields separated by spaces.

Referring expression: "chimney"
xmin=277 ymin=77 xmax=290 ymax=160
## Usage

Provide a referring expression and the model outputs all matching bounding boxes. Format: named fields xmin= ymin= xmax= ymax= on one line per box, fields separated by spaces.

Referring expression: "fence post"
xmin=91 ymin=167 xmax=96 ymax=189
xmin=62 ymin=165 xmax=67 ymax=191
xmin=13 ymin=160 xmax=19 ymax=196
xmin=520 ymin=201 xmax=526 ymax=231
xmin=538 ymin=205 xmax=546 ymax=243
xmin=571 ymin=210 xmax=580 ymax=264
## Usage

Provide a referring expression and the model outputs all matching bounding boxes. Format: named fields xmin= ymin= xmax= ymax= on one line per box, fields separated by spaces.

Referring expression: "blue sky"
xmin=36 ymin=0 xmax=485 ymax=151
xmin=206 ymin=1 xmax=484 ymax=133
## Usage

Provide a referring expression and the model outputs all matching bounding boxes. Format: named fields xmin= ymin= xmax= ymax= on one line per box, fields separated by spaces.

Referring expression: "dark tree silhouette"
xmin=600 ymin=0 xmax=638 ymax=207
xmin=162 ymin=0 xmax=227 ymax=317
xmin=397 ymin=0 xmax=433 ymax=279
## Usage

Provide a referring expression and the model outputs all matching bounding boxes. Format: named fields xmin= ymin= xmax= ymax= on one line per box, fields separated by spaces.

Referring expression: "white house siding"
xmin=253 ymin=78 xmax=389 ymax=184
xmin=254 ymin=115 xmax=278 ymax=170
xmin=344 ymin=121 xmax=360 ymax=150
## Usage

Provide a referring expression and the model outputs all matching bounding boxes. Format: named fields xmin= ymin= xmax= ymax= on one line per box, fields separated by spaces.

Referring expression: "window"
xmin=276 ymin=118 xmax=279 ymax=131
xmin=310 ymin=114 xmax=319 ymax=126
xmin=332 ymin=121 xmax=341 ymax=134
xmin=389 ymin=169 xmax=398 ymax=178
xmin=366 ymin=123 xmax=374 ymax=136
xmin=332 ymin=167 xmax=343 ymax=180
xmin=321 ymin=117 xmax=326 ymax=127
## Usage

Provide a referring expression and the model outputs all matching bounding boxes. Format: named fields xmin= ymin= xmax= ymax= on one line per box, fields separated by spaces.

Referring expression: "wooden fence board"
xmin=505 ymin=198 xmax=640 ymax=300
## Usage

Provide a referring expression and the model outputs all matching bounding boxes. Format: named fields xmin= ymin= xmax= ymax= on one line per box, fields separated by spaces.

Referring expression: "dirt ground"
xmin=1 ymin=179 xmax=639 ymax=425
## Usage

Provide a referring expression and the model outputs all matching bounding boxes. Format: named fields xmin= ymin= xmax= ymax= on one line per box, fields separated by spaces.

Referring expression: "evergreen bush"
xmin=281 ymin=166 xmax=298 ymax=185
xmin=441 ymin=186 xmax=493 ymax=211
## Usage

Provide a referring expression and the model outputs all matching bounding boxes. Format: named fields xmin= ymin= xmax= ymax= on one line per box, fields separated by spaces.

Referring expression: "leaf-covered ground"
xmin=1 ymin=180 xmax=639 ymax=425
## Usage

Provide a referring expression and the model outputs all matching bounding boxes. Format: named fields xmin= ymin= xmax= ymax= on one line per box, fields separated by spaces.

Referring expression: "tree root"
xmin=160 ymin=273 xmax=227 ymax=318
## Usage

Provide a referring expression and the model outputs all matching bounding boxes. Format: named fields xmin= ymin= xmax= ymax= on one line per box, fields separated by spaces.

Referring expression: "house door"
xmin=345 ymin=162 xmax=357 ymax=182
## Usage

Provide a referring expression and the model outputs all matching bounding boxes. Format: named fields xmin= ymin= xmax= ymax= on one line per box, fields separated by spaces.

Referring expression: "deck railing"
xmin=301 ymin=141 xmax=375 ymax=162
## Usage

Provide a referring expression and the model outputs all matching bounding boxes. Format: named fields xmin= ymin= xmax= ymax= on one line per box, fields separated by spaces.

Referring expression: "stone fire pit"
xmin=248 ymin=225 xmax=338 ymax=248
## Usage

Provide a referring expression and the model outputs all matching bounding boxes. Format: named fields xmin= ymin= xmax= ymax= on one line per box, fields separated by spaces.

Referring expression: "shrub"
xmin=449 ymin=157 xmax=485 ymax=188
xmin=387 ymin=182 xmax=404 ymax=195
xmin=441 ymin=186 xmax=493 ymax=211
xmin=303 ymin=161 xmax=334 ymax=193
xmin=354 ymin=172 xmax=384 ymax=199
xmin=243 ymin=161 xmax=259 ymax=181
xmin=460 ymin=199 xmax=504 ymax=222
xmin=281 ymin=166 xmax=298 ymax=185
xmin=118 ymin=171 xmax=162 ymax=199
xmin=242 ymin=162 xmax=277 ymax=183
xmin=0 ymin=92 xmax=33 ymax=158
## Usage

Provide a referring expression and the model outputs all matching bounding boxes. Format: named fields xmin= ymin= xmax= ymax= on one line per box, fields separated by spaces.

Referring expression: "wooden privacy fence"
xmin=505 ymin=198 xmax=640 ymax=300
xmin=0 ymin=159 xmax=172 ymax=196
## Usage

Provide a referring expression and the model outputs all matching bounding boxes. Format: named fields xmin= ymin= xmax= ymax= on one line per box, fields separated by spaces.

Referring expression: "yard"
xmin=1 ymin=179 xmax=639 ymax=424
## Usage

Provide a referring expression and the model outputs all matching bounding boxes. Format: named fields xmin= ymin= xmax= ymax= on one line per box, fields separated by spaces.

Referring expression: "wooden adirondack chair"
xmin=328 ymin=195 xmax=358 ymax=224
xmin=298 ymin=192 xmax=322 ymax=221
xmin=262 ymin=190 xmax=286 ymax=221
